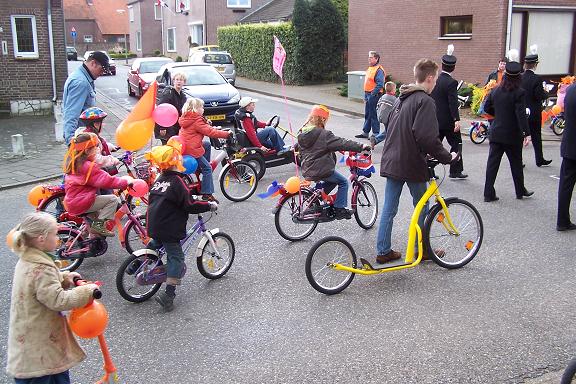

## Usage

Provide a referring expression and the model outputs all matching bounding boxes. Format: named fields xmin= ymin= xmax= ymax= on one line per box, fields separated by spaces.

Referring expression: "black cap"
xmin=88 ymin=51 xmax=110 ymax=70
xmin=505 ymin=62 xmax=522 ymax=76
xmin=524 ymin=54 xmax=538 ymax=64
xmin=441 ymin=55 xmax=457 ymax=66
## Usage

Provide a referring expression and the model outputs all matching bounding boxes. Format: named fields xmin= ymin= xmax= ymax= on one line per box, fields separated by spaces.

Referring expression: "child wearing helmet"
xmin=77 ymin=107 xmax=119 ymax=169
xmin=63 ymin=133 xmax=130 ymax=237
xmin=297 ymin=105 xmax=370 ymax=220
xmin=144 ymin=145 xmax=216 ymax=312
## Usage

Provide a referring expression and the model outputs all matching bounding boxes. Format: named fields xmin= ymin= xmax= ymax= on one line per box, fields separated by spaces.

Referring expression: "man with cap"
xmin=234 ymin=97 xmax=287 ymax=154
xmin=521 ymin=44 xmax=551 ymax=167
xmin=356 ymin=51 xmax=385 ymax=140
xmin=62 ymin=51 xmax=109 ymax=144
xmin=431 ymin=45 xmax=467 ymax=179
xmin=556 ymin=82 xmax=576 ymax=231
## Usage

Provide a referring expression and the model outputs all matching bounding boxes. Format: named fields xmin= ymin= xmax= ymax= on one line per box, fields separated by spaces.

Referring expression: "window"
xmin=128 ymin=6 xmax=134 ymax=22
xmin=525 ymin=12 xmax=574 ymax=74
xmin=440 ymin=15 xmax=472 ymax=38
xmin=188 ymin=23 xmax=203 ymax=46
xmin=10 ymin=15 xmax=39 ymax=59
xmin=227 ymin=0 xmax=251 ymax=8
xmin=154 ymin=4 xmax=162 ymax=20
xmin=177 ymin=0 xmax=190 ymax=12
xmin=136 ymin=31 xmax=141 ymax=51
xmin=167 ymin=27 xmax=176 ymax=52
xmin=83 ymin=35 xmax=93 ymax=43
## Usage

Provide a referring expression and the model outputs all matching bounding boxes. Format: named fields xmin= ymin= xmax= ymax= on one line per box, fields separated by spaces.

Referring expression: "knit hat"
xmin=505 ymin=49 xmax=522 ymax=76
xmin=441 ymin=44 xmax=457 ymax=67
xmin=524 ymin=44 xmax=539 ymax=64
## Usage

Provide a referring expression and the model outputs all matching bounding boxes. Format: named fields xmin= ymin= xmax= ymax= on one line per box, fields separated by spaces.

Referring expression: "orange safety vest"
xmin=364 ymin=64 xmax=385 ymax=93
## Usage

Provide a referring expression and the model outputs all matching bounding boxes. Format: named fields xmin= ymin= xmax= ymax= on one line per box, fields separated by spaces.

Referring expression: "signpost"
xmin=71 ymin=27 xmax=77 ymax=48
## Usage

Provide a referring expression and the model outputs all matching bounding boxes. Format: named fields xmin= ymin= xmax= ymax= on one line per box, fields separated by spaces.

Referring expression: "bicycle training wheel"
xmin=219 ymin=160 xmax=258 ymax=202
xmin=55 ymin=226 xmax=86 ymax=272
xmin=116 ymin=253 xmax=163 ymax=302
xmin=353 ymin=181 xmax=378 ymax=229
xmin=124 ymin=214 xmax=148 ymax=255
xmin=551 ymin=117 xmax=565 ymax=136
xmin=196 ymin=232 xmax=235 ymax=279
xmin=469 ymin=126 xmax=486 ymax=144
xmin=561 ymin=357 xmax=576 ymax=384
xmin=305 ymin=236 xmax=357 ymax=295
xmin=423 ymin=198 xmax=483 ymax=269
xmin=274 ymin=190 xmax=319 ymax=241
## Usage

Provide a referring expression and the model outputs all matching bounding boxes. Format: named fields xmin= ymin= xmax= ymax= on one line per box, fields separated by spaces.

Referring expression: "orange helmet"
xmin=144 ymin=145 xmax=184 ymax=172
xmin=309 ymin=105 xmax=330 ymax=120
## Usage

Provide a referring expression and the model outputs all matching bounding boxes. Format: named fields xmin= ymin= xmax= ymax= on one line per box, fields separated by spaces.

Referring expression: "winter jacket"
xmin=6 ymin=247 xmax=95 ymax=379
xmin=380 ymin=84 xmax=452 ymax=183
xmin=62 ymin=64 xmax=96 ymax=144
xmin=297 ymin=125 xmax=365 ymax=180
xmin=154 ymin=86 xmax=187 ymax=140
xmin=521 ymin=69 xmax=548 ymax=125
xmin=147 ymin=170 xmax=212 ymax=242
xmin=430 ymin=72 xmax=460 ymax=132
xmin=178 ymin=111 xmax=229 ymax=158
xmin=64 ymin=161 xmax=128 ymax=215
xmin=234 ymin=108 xmax=267 ymax=147
xmin=376 ymin=93 xmax=398 ymax=125
xmin=483 ymin=85 xmax=529 ymax=145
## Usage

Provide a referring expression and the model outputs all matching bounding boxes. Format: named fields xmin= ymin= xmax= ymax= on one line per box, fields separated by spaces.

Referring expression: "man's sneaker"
xmin=202 ymin=194 xmax=219 ymax=203
xmin=333 ymin=207 xmax=353 ymax=220
xmin=155 ymin=291 xmax=175 ymax=312
xmin=355 ymin=133 xmax=369 ymax=139
xmin=90 ymin=219 xmax=115 ymax=237
xmin=376 ymin=250 xmax=402 ymax=264
xmin=449 ymin=173 xmax=468 ymax=179
xmin=369 ymin=135 xmax=377 ymax=149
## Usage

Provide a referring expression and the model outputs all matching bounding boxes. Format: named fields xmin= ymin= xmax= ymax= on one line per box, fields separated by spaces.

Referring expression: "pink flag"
xmin=273 ymin=35 xmax=286 ymax=78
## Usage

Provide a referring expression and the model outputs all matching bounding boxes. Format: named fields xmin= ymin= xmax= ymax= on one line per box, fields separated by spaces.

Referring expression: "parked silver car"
xmin=188 ymin=51 xmax=236 ymax=85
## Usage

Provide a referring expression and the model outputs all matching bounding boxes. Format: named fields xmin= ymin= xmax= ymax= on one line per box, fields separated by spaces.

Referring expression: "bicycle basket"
xmin=134 ymin=161 xmax=154 ymax=185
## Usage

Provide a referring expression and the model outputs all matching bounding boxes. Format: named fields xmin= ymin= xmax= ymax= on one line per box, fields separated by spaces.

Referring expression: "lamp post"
xmin=116 ymin=9 xmax=128 ymax=64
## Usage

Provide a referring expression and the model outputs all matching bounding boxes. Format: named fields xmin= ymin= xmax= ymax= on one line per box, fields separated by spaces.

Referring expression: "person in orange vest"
xmin=485 ymin=57 xmax=507 ymax=86
xmin=356 ymin=51 xmax=385 ymax=139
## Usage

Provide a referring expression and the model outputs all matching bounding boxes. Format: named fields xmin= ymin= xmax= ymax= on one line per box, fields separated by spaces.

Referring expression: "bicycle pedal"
xmin=359 ymin=258 xmax=375 ymax=270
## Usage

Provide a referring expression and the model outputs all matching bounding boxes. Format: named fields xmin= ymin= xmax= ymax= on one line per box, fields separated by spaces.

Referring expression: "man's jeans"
xmin=257 ymin=127 xmax=285 ymax=151
xmin=322 ymin=170 xmax=349 ymax=208
xmin=362 ymin=93 xmax=381 ymax=136
xmin=376 ymin=178 xmax=428 ymax=255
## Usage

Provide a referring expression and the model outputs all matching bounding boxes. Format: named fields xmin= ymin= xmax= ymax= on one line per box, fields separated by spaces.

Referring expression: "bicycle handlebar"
xmin=73 ymin=276 xmax=102 ymax=299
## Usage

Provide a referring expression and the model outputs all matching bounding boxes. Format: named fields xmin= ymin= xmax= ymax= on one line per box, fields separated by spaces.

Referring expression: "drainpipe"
xmin=46 ymin=0 xmax=58 ymax=102
xmin=505 ymin=0 xmax=513 ymax=52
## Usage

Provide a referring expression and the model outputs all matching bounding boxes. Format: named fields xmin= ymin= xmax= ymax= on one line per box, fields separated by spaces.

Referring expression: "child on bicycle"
xmin=6 ymin=212 xmax=99 ymax=384
xmin=145 ymin=145 xmax=218 ymax=312
xmin=178 ymin=97 xmax=231 ymax=202
xmin=297 ymin=105 xmax=370 ymax=220
xmin=76 ymin=107 xmax=120 ymax=170
xmin=63 ymin=133 xmax=130 ymax=237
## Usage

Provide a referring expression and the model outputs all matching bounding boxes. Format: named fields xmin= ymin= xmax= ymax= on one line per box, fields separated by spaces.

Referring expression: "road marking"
xmin=550 ymin=175 xmax=560 ymax=180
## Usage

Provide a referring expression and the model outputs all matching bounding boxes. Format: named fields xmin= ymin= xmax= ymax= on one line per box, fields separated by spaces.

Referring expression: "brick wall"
xmin=205 ymin=0 xmax=269 ymax=45
xmin=0 ymin=0 xmax=68 ymax=107
xmin=64 ymin=19 xmax=101 ymax=46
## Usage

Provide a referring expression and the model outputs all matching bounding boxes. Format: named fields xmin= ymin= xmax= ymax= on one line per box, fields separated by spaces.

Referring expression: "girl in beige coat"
xmin=6 ymin=212 xmax=98 ymax=383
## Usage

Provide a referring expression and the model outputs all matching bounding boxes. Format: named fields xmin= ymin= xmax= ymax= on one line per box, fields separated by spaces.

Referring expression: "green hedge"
xmin=108 ymin=52 xmax=137 ymax=59
xmin=218 ymin=23 xmax=299 ymax=84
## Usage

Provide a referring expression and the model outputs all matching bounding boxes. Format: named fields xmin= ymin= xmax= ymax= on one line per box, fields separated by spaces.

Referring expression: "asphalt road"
xmin=0 ymin=63 xmax=574 ymax=384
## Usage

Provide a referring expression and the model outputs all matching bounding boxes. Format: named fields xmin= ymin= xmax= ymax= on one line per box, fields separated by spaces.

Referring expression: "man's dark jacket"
xmin=561 ymin=83 xmax=576 ymax=160
xmin=484 ymin=86 xmax=529 ymax=145
xmin=154 ymin=86 xmax=187 ymax=139
xmin=521 ymin=69 xmax=548 ymax=125
xmin=430 ymin=72 xmax=460 ymax=132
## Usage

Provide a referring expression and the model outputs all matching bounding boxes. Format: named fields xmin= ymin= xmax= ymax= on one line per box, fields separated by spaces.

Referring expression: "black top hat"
xmin=441 ymin=44 xmax=457 ymax=67
xmin=88 ymin=51 xmax=110 ymax=70
xmin=505 ymin=49 xmax=522 ymax=76
xmin=524 ymin=44 xmax=539 ymax=64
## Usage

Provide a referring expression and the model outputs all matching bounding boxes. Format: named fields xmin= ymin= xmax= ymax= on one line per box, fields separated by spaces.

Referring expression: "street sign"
xmin=71 ymin=31 xmax=77 ymax=38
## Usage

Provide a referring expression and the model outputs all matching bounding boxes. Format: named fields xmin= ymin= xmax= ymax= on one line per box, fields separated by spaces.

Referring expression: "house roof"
xmin=239 ymin=0 xmax=295 ymax=24
xmin=64 ymin=0 xmax=129 ymax=35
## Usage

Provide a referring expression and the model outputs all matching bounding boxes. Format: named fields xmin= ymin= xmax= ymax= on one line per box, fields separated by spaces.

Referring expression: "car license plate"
xmin=206 ymin=114 xmax=225 ymax=121
xmin=216 ymin=66 xmax=225 ymax=72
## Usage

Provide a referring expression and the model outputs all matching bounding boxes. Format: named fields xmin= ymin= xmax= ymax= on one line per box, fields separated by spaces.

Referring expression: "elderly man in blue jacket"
xmin=62 ymin=51 xmax=109 ymax=144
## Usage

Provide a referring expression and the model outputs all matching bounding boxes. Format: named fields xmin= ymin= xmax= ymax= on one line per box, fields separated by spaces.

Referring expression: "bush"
xmin=154 ymin=50 xmax=161 ymax=57
xmin=175 ymin=56 xmax=183 ymax=62
xmin=108 ymin=52 xmax=137 ymax=59
xmin=337 ymin=84 xmax=348 ymax=97
xmin=470 ymin=85 xmax=484 ymax=115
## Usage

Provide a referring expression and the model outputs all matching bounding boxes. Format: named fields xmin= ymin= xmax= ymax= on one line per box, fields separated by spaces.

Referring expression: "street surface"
xmin=0 ymin=61 xmax=574 ymax=384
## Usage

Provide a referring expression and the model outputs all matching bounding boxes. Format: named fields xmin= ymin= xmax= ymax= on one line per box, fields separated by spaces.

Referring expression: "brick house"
xmin=64 ymin=0 xmax=129 ymax=56
xmin=349 ymin=0 xmax=576 ymax=87
xmin=128 ymin=0 xmax=269 ymax=60
xmin=0 ymin=0 xmax=68 ymax=116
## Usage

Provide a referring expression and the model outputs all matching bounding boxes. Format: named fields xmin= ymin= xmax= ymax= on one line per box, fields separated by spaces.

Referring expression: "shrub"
xmin=175 ymin=56 xmax=183 ymax=62
xmin=108 ymin=52 xmax=137 ymax=59
xmin=470 ymin=85 xmax=484 ymax=115
xmin=338 ymin=84 xmax=348 ymax=97
xmin=154 ymin=49 xmax=161 ymax=57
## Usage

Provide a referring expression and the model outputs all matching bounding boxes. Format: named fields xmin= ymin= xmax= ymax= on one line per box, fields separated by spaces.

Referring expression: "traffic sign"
xmin=71 ymin=31 xmax=77 ymax=38
xmin=71 ymin=27 xmax=76 ymax=32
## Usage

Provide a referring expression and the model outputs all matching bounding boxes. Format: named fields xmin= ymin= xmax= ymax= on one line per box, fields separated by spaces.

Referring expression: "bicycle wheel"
xmin=116 ymin=253 xmax=163 ymax=303
xmin=38 ymin=192 xmax=66 ymax=221
xmin=353 ymin=180 xmax=378 ymax=229
xmin=305 ymin=236 xmax=357 ymax=295
xmin=242 ymin=154 xmax=266 ymax=180
xmin=274 ymin=190 xmax=319 ymax=241
xmin=424 ymin=198 xmax=483 ymax=269
xmin=55 ymin=227 xmax=86 ymax=272
xmin=561 ymin=357 xmax=576 ymax=384
xmin=124 ymin=214 xmax=148 ymax=255
xmin=196 ymin=232 xmax=235 ymax=279
xmin=219 ymin=160 xmax=258 ymax=202
xmin=551 ymin=117 xmax=565 ymax=136
xmin=469 ymin=126 xmax=486 ymax=144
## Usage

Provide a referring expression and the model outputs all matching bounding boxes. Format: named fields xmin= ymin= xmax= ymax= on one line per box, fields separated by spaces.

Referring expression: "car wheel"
xmin=138 ymin=85 xmax=143 ymax=97
xmin=128 ymin=81 xmax=135 ymax=97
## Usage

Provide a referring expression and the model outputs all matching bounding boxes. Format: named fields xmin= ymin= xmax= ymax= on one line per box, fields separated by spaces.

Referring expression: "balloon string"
xmin=279 ymin=76 xmax=303 ymax=203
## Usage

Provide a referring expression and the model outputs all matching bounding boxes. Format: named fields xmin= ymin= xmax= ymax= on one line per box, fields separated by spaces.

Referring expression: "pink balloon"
xmin=128 ymin=179 xmax=149 ymax=198
xmin=152 ymin=103 xmax=179 ymax=128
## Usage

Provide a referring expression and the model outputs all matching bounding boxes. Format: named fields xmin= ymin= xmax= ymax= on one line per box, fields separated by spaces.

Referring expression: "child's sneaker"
xmin=333 ymin=207 xmax=353 ymax=220
xmin=155 ymin=291 xmax=175 ymax=312
xmin=90 ymin=219 xmax=115 ymax=237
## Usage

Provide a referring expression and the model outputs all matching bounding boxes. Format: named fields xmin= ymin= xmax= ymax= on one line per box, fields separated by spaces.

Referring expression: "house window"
xmin=227 ymin=0 xmax=251 ymax=8
xmin=525 ymin=12 xmax=574 ymax=74
xmin=10 ymin=15 xmax=39 ymax=59
xmin=128 ymin=6 xmax=134 ymax=22
xmin=188 ymin=23 xmax=203 ymax=46
xmin=177 ymin=0 xmax=190 ymax=12
xmin=136 ymin=31 xmax=142 ymax=51
xmin=440 ymin=15 xmax=472 ymax=37
xmin=167 ymin=27 xmax=176 ymax=52
xmin=154 ymin=4 xmax=162 ymax=20
xmin=84 ymin=35 xmax=93 ymax=43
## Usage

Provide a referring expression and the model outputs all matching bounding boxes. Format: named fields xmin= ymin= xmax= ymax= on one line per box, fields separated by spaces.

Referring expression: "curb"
xmin=0 ymin=174 xmax=62 ymax=191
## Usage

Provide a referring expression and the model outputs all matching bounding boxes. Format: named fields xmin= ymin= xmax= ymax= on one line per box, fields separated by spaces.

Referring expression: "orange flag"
xmin=125 ymin=81 xmax=157 ymax=123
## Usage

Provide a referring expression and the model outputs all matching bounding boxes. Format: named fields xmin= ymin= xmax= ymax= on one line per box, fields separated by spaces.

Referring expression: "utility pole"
xmin=116 ymin=9 xmax=128 ymax=63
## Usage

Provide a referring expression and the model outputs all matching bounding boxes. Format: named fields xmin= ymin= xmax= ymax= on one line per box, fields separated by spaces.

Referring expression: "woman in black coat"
xmin=483 ymin=59 xmax=534 ymax=202
xmin=155 ymin=72 xmax=187 ymax=144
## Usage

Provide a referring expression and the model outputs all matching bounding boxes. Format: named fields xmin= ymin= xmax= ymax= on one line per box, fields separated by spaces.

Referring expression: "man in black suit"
xmin=521 ymin=46 xmax=551 ymax=167
xmin=431 ymin=45 xmax=466 ymax=179
xmin=557 ymin=83 xmax=576 ymax=231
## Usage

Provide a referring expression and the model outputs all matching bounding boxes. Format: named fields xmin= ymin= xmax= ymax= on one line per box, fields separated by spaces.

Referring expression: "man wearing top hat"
xmin=431 ymin=45 xmax=467 ymax=179
xmin=521 ymin=44 xmax=551 ymax=167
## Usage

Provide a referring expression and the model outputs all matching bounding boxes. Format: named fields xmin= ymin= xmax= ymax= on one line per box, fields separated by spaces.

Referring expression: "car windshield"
xmin=140 ymin=60 xmax=171 ymax=73
xmin=203 ymin=54 xmax=232 ymax=64
xmin=178 ymin=67 xmax=227 ymax=86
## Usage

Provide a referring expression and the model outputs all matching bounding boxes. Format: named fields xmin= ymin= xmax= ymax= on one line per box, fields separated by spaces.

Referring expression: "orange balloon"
xmin=115 ymin=118 xmax=155 ymax=151
xmin=284 ymin=176 xmax=301 ymax=194
xmin=68 ymin=300 xmax=109 ymax=339
xmin=27 ymin=185 xmax=49 ymax=207
xmin=551 ymin=104 xmax=562 ymax=115
xmin=125 ymin=81 xmax=157 ymax=123
xmin=6 ymin=228 xmax=15 ymax=250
